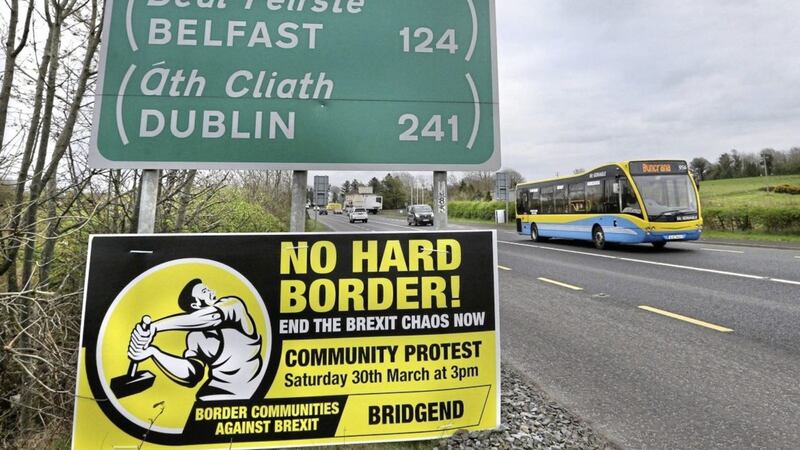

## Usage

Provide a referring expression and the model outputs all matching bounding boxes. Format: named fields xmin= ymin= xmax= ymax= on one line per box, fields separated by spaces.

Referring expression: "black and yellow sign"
xmin=72 ymin=231 xmax=500 ymax=448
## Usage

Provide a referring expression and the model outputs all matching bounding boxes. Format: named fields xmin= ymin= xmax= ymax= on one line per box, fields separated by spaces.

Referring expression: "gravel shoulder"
xmin=432 ymin=363 xmax=618 ymax=450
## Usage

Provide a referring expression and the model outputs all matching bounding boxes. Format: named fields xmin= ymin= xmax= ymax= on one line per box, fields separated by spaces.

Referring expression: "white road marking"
xmin=498 ymin=265 xmax=512 ymax=271
xmin=500 ymin=240 xmax=617 ymax=259
xmin=537 ymin=277 xmax=583 ymax=291
xmin=617 ymin=256 xmax=766 ymax=280
xmin=499 ymin=240 xmax=800 ymax=285
xmin=701 ymin=247 xmax=744 ymax=254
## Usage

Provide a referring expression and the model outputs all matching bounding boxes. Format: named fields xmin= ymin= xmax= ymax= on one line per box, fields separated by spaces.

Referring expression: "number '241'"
xmin=399 ymin=114 xmax=458 ymax=142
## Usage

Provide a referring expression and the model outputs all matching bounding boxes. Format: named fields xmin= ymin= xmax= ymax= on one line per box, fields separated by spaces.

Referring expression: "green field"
xmin=699 ymin=175 xmax=800 ymax=208
xmin=697 ymin=175 xmax=800 ymax=239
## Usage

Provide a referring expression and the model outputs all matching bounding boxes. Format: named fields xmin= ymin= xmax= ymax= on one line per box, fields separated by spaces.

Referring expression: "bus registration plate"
xmin=666 ymin=234 xmax=686 ymax=240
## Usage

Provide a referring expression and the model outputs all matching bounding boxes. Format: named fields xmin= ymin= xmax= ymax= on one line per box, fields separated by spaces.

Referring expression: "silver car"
xmin=349 ymin=207 xmax=368 ymax=223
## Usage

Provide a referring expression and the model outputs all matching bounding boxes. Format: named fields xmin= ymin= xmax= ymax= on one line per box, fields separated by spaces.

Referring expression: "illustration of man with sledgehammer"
xmin=121 ymin=278 xmax=263 ymax=401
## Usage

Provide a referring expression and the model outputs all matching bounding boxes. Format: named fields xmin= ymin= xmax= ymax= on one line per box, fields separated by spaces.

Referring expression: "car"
xmin=407 ymin=204 xmax=434 ymax=226
xmin=349 ymin=207 xmax=368 ymax=223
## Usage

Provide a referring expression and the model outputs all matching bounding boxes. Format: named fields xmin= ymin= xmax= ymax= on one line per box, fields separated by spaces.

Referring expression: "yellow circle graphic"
xmin=96 ymin=259 xmax=270 ymax=434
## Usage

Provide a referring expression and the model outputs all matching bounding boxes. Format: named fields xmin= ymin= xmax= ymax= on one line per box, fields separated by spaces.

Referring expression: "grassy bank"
xmin=699 ymin=175 xmax=800 ymax=235
xmin=699 ymin=175 xmax=800 ymax=208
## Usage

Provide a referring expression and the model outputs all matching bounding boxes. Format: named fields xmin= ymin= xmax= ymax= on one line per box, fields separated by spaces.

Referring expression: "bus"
xmin=515 ymin=160 xmax=702 ymax=249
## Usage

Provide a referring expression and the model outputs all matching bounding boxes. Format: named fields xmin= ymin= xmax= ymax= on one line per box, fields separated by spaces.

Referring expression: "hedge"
xmin=702 ymin=207 xmax=800 ymax=233
xmin=765 ymin=184 xmax=800 ymax=195
xmin=448 ymin=201 xmax=516 ymax=221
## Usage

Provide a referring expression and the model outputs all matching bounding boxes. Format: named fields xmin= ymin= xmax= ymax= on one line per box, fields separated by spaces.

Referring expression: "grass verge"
xmin=701 ymin=229 xmax=800 ymax=244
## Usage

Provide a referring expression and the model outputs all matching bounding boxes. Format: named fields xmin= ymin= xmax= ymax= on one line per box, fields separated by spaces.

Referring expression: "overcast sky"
xmin=320 ymin=0 xmax=800 ymax=186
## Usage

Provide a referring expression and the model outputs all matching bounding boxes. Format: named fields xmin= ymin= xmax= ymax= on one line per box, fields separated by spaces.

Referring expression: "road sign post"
xmin=495 ymin=172 xmax=508 ymax=223
xmin=290 ymin=170 xmax=307 ymax=232
xmin=89 ymin=0 xmax=500 ymax=171
xmin=434 ymin=171 xmax=449 ymax=230
xmin=136 ymin=169 xmax=159 ymax=233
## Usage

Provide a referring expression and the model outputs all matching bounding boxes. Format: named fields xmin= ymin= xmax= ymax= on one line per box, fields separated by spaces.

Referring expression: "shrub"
xmin=449 ymin=201 xmax=516 ymax=221
xmin=766 ymin=184 xmax=800 ymax=195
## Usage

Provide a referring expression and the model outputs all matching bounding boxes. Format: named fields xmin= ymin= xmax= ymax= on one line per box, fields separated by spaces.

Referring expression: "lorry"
xmin=344 ymin=193 xmax=383 ymax=214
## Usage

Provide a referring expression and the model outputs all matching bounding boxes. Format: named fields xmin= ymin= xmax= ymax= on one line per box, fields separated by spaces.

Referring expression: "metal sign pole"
xmin=290 ymin=170 xmax=307 ymax=232
xmin=505 ymin=191 xmax=509 ymax=224
xmin=137 ymin=169 xmax=159 ymax=233
xmin=433 ymin=171 xmax=448 ymax=230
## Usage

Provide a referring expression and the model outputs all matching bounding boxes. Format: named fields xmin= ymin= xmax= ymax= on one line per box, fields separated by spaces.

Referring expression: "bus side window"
xmin=568 ymin=183 xmax=585 ymax=213
xmin=604 ymin=179 xmax=620 ymax=213
xmin=517 ymin=191 xmax=527 ymax=215
xmin=541 ymin=186 xmax=554 ymax=214
xmin=586 ymin=181 xmax=603 ymax=213
xmin=529 ymin=189 xmax=540 ymax=214
xmin=554 ymin=185 xmax=567 ymax=213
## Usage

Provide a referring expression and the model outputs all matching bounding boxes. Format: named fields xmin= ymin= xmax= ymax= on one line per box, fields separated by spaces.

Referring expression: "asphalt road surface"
xmin=314 ymin=211 xmax=800 ymax=449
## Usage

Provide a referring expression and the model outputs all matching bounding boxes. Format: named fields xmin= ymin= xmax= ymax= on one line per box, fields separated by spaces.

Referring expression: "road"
xmin=313 ymin=211 xmax=800 ymax=449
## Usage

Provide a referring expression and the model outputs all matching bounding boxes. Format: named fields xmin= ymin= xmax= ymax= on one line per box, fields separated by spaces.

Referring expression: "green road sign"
xmin=89 ymin=0 xmax=500 ymax=170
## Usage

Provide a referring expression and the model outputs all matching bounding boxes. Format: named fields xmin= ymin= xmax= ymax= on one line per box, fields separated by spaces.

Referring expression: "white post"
xmin=290 ymin=170 xmax=307 ymax=232
xmin=137 ymin=169 xmax=159 ymax=233
xmin=433 ymin=171 xmax=448 ymax=230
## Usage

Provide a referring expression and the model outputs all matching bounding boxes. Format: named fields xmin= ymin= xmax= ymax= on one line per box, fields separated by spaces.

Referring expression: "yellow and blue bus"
xmin=515 ymin=160 xmax=702 ymax=249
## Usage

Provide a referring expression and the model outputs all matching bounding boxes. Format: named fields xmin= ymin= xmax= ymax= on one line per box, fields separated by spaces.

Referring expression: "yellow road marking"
xmin=498 ymin=265 xmax=512 ymax=271
xmin=638 ymin=305 xmax=733 ymax=333
xmin=537 ymin=277 xmax=583 ymax=291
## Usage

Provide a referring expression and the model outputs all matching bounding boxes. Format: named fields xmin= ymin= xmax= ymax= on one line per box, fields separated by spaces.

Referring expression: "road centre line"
xmin=537 ymin=277 xmax=583 ymax=291
xmin=617 ymin=256 xmax=766 ymax=280
xmin=638 ymin=305 xmax=733 ymax=333
xmin=499 ymin=240 xmax=617 ymax=259
xmin=701 ymin=247 xmax=744 ymax=254
xmin=499 ymin=240 xmax=800 ymax=284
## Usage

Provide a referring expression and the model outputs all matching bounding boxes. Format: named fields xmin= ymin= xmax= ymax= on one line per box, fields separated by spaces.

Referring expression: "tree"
xmin=380 ymin=173 xmax=406 ymax=209
xmin=341 ymin=180 xmax=351 ymax=194
xmin=506 ymin=169 xmax=526 ymax=187
xmin=716 ymin=153 xmax=734 ymax=179
xmin=690 ymin=157 xmax=712 ymax=180
xmin=368 ymin=177 xmax=381 ymax=193
xmin=760 ymin=148 xmax=776 ymax=176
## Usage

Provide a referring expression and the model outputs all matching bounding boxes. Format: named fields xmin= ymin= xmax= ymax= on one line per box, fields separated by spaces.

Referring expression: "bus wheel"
xmin=652 ymin=241 xmax=667 ymax=249
xmin=592 ymin=225 xmax=607 ymax=250
xmin=530 ymin=224 xmax=539 ymax=242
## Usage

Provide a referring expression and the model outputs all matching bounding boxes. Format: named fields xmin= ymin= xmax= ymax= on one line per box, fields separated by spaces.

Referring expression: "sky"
xmin=318 ymin=0 xmax=800 ymax=187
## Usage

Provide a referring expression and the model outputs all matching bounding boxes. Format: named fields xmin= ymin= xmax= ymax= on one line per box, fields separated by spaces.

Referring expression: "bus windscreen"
xmin=632 ymin=174 xmax=698 ymax=221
